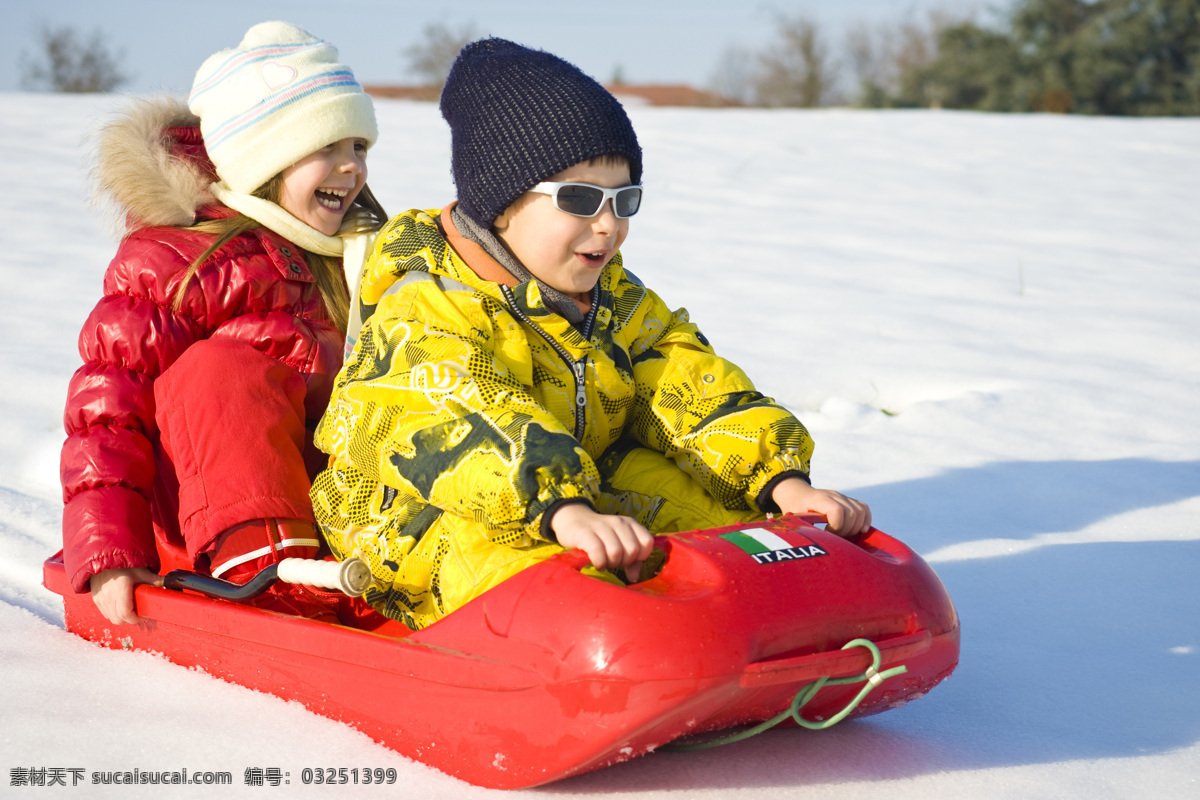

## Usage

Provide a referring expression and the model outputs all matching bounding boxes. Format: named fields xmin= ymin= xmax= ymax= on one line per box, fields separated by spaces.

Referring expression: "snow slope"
xmin=1 ymin=93 xmax=1197 ymax=798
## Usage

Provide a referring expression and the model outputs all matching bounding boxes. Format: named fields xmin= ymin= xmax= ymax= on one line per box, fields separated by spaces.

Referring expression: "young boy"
xmin=310 ymin=38 xmax=870 ymax=630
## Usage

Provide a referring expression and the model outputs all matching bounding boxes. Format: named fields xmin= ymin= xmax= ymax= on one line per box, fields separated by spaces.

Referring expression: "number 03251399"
xmin=300 ymin=767 xmax=397 ymax=785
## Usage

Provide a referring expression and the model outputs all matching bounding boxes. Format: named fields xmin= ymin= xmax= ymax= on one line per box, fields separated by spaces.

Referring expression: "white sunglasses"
xmin=529 ymin=182 xmax=643 ymax=219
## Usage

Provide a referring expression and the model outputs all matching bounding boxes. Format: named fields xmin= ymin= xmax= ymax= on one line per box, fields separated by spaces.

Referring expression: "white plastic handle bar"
xmin=276 ymin=557 xmax=372 ymax=597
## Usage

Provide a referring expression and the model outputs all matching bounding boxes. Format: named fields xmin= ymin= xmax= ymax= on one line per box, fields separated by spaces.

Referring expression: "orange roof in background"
xmin=364 ymin=84 xmax=739 ymax=108
xmin=605 ymin=84 xmax=740 ymax=108
xmin=363 ymin=85 xmax=441 ymax=102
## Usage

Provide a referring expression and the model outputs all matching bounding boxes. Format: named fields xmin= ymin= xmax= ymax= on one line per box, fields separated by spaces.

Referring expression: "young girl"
xmin=61 ymin=21 xmax=386 ymax=625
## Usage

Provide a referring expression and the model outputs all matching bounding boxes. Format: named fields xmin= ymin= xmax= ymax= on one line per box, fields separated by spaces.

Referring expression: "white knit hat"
xmin=188 ymin=21 xmax=377 ymax=194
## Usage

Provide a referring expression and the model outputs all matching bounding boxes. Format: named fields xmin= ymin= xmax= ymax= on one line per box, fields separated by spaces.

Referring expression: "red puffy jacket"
xmin=61 ymin=97 xmax=344 ymax=592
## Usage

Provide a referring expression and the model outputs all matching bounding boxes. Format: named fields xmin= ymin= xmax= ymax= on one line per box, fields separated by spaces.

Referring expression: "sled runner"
xmin=43 ymin=514 xmax=959 ymax=789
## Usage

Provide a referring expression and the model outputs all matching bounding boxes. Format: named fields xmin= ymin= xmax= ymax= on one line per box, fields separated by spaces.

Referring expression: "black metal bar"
xmin=162 ymin=564 xmax=279 ymax=600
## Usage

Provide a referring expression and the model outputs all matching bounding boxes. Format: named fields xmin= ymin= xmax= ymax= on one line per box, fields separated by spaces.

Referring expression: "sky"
xmin=1 ymin=91 xmax=1198 ymax=798
xmin=1 ymin=0 xmax=1001 ymax=95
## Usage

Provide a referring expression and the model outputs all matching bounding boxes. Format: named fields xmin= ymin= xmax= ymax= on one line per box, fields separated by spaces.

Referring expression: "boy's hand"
xmin=89 ymin=567 xmax=163 ymax=625
xmin=551 ymin=503 xmax=655 ymax=572
xmin=771 ymin=477 xmax=872 ymax=537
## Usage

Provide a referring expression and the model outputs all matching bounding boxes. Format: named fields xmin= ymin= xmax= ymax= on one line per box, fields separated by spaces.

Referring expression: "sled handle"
xmin=164 ymin=557 xmax=372 ymax=600
xmin=277 ymin=557 xmax=371 ymax=596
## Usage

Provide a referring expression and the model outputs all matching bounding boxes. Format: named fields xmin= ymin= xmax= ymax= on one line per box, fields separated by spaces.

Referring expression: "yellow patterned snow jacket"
xmin=311 ymin=207 xmax=813 ymax=628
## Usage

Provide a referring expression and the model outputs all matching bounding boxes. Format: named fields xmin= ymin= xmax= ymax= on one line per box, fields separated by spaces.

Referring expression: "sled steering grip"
xmin=163 ymin=557 xmax=372 ymax=599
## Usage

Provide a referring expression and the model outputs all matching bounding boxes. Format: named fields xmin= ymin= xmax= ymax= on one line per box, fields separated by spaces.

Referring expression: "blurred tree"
xmin=753 ymin=14 xmax=840 ymax=107
xmin=1065 ymin=0 xmax=1200 ymax=115
xmin=716 ymin=1 xmax=1197 ymax=113
xmin=1008 ymin=0 xmax=1099 ymax=111
xmin=892 ymin=0 xmax=1200 ymax=115
xmin=710 ymin=14 xmax=839 ymax=107
xmin=847 ymin=10 xmax=972 ymax=108
xmin=919 ymin=22 xmax=1023 ymax=110
xmin=19 ymin=25 xmax=129 ymax=93
xmin=709 ymin=47 xmax=757 ymax=105
xmin=403 ymin=22 xmax=480 ymax=89
xmin=845 ymin=21 xmax=891 ymax=106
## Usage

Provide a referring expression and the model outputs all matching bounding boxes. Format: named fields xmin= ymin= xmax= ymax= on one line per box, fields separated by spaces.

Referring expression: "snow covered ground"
xmin=1 ymin=93 xmax=1197 ymax=798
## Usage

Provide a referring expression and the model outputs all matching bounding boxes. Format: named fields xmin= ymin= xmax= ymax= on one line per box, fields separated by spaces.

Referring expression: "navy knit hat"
xmin=440 ymin=38 xmax=643 ymax=228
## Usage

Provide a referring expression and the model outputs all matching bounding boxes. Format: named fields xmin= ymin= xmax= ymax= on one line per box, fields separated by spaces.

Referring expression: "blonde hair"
xmin=171 ymin=179 xmax=387 ymax=333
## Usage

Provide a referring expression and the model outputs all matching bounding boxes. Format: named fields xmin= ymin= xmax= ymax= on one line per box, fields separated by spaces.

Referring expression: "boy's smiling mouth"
xmin=577 ymin=247 xmax=613 ymax=266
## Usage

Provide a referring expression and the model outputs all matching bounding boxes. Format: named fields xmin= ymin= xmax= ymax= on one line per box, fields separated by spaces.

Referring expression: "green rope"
xmin=662 ymin=638 xmax=908 ymax=752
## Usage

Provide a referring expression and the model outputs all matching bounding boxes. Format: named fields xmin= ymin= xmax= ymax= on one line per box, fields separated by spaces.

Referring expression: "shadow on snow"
xmin=855 ymin=457 xmax=1200 ymax=555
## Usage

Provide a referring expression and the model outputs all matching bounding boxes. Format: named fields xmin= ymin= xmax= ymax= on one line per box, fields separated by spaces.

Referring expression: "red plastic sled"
xmin=43 ymin=514 xmax=959 ymax=789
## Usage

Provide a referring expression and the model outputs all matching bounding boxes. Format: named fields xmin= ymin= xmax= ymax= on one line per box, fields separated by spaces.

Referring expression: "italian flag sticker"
xmin=720 ymin=527 xmax=828 ymax=565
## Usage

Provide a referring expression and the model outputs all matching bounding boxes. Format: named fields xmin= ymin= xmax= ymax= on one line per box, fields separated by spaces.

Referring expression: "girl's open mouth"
xmin=316 ymin=188 xmax=350 ymax=211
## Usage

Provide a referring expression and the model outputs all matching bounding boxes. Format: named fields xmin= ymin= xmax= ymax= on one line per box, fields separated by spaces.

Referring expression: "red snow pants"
xmin=153 ymin=339 xmax=320 ymax=578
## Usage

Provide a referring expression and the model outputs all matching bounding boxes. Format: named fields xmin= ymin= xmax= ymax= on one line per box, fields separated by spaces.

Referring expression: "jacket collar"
xmin=439 ymin=204 xmax=518 ymax=289
xmin=439 ymin=203 xmax=592 ymax=317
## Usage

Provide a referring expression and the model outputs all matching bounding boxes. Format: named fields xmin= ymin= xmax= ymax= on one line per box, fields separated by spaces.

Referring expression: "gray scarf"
xmin=451 ymin=205 xmax=587 ymax=324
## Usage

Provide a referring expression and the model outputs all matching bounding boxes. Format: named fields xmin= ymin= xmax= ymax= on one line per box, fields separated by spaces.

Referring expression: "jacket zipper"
xmin=501 ymin=285 xmax=598 ymax=441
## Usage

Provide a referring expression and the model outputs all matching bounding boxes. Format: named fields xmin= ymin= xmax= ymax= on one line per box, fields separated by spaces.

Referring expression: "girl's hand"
xmin=551 ymin=503 xmax=655 ymax=573
xmin=771 ymin=477 xmax=872 ymax=537
xmin=89 ymin=567 xmax=163 ymax=625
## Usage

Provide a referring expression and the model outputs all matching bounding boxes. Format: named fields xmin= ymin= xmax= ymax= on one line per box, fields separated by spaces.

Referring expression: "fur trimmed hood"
xmin=91 ymin=95 xmax=217 ymax=231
